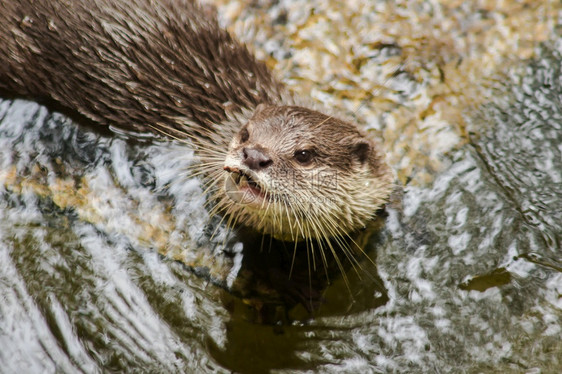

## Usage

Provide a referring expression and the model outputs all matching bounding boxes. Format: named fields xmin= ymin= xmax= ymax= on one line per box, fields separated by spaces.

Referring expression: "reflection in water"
xmin=1 ymin=15 xmax=562 ymax=374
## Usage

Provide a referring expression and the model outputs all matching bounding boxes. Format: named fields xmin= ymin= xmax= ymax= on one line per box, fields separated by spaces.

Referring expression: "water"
xmin=1 ymin=2 xmax=562 ymax=373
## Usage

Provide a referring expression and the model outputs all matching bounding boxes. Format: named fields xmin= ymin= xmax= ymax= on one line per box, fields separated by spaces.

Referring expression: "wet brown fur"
xmin=0 ymin=0 xmax=283 ymax=140
xmin=0 ymin=0 xmax=394 ymax=247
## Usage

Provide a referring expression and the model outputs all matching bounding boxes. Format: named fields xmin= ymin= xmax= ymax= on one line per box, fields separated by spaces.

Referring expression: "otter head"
xmin=221 ymin=104 xmax=393 ymax=241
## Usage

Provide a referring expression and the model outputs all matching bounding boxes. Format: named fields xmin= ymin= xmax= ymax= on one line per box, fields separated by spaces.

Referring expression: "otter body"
xmin=0 ymin=0 xmax=281 ymax=137
xmin=0 ymin=0 xmax=393 ymax=243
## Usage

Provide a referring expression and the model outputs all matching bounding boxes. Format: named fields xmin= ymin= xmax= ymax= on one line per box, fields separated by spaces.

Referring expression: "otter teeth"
xmin=237 ymin=172 xmax=260 ymax=190
xmin=239 ymin=173 xmax=249 ymax=187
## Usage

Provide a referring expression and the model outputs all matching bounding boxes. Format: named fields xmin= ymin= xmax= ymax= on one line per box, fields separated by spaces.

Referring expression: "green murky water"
xmin=1 ymin=1 xmax=561 ymax=373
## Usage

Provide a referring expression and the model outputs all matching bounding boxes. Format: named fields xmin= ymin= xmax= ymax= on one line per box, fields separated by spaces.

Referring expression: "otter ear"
xmin=352 ymin=140 xmax=372 ymax=164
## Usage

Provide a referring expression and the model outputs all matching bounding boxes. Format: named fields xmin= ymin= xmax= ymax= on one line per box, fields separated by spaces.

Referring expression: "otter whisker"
xmin=207 ymin=193 xmax=231 ymax=218
xmin=305 ymin=237 xmax=314 ymax=295
xmin=197 ymin=169 xmax=224 ymax=184
xmin=314 ymin=205 xmax=365 ymax=277
xmin=184 ymin=161 xmax=224 ymax=174
xmin=288 ymin=237 xmax=299 ymax=280
xmin=286 ymin=194 xmax=306 ymax=240
xmin=148 ymin=123 xmax=192 ymax=144
xmin=152 ymin=119 xmax=225 ymax=146
xmin=309 ymin=218 xmax=351 ymax=291
xmin=315 ymin=201 xmax=382 ymax=284
xmin=209 ymin=201 xmax=238 ymax=242
xmin=282 ymin=197 xmax=297 ymax=243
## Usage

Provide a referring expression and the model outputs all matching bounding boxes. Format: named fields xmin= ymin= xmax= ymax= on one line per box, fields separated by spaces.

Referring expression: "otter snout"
xmin=242 ymin=147 xmax=273 ymax=171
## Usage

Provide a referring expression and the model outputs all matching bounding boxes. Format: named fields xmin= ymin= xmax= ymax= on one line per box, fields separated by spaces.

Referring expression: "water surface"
xmin=1 ymin=1 xmax=561 ymax=373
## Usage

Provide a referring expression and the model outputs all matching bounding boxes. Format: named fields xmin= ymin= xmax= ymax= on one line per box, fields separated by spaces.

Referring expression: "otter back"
xmin=0 ymin=0 xmax=285 ymax=136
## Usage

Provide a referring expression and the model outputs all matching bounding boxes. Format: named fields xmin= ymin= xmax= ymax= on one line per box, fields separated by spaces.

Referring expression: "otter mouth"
xmin=224 ymin=167 xmax=268 ymax=207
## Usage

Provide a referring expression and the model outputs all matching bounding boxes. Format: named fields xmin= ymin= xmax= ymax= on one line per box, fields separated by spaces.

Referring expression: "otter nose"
xmin=242 ymin=147 xmax=273 ymax=170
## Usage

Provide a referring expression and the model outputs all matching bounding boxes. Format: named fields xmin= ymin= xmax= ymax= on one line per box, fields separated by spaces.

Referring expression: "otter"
xmin=0 ymin=0 xmax=393 ymax=244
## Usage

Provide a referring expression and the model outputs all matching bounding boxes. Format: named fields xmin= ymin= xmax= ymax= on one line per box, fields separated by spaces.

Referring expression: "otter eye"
xmin=294 ymin=149 xmax=314 ymax=164
xmin=239 ymin=127 xmax=249 ymax=143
